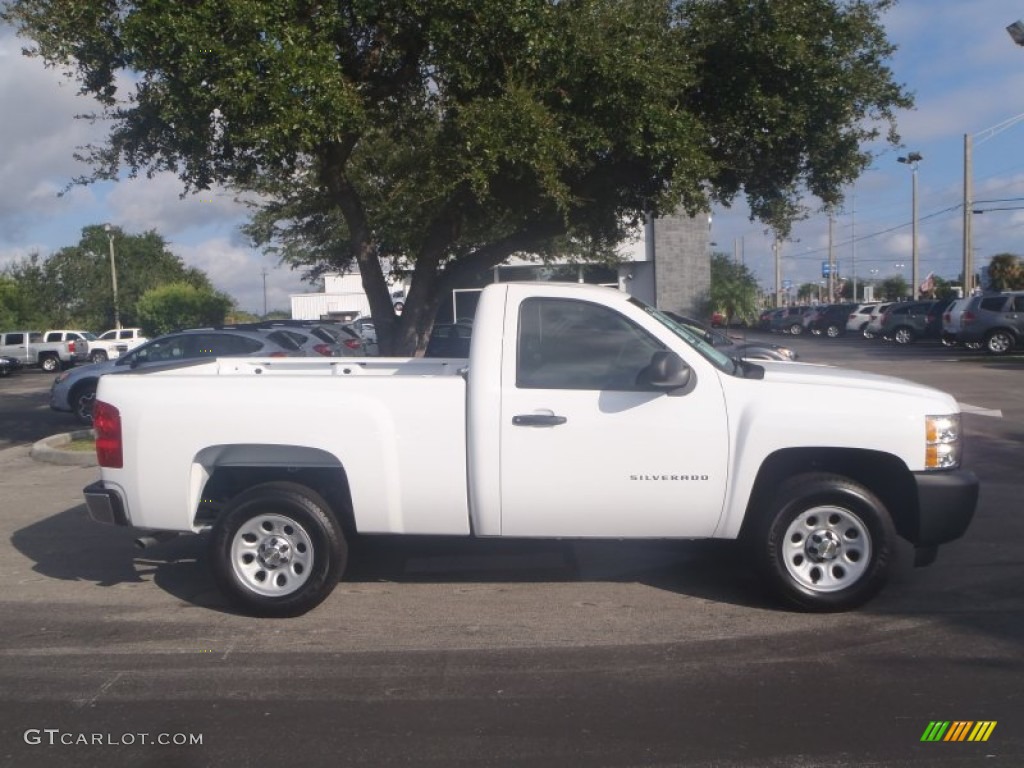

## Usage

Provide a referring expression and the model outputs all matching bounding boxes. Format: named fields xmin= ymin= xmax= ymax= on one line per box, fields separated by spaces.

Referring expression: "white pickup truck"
xmin=84 ymin=282 xmax=978 ymax=617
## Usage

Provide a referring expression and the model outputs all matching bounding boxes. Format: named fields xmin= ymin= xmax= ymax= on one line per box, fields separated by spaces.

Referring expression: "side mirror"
xmin=636 ymin=350 xmax=692 ymax=392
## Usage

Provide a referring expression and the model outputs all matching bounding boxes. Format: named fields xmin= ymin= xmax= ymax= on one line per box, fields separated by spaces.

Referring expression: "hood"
xmin=753 ymin=360 xmax=956 ymax=406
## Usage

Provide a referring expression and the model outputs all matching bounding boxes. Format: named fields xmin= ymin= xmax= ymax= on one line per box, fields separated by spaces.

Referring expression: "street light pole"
xmin=897 ymin=152 xmax=922 ymax=300
xmin=104 ymin=224 xmax=121 ymax=330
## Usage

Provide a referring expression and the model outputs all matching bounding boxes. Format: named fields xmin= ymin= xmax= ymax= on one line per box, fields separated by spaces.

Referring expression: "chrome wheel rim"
xmin=988 ymin=333 xmax=1012 ymax=354
xmin=231 ymin=513 xmax=314 ymax=598
xmin=782 ymin=505 xmax=871 ymax=593
xmin=894 ymin=328 xmax=912 ymax=344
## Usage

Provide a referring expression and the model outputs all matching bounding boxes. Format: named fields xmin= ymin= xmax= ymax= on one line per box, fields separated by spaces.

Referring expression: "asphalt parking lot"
xmin=0 ymin=338 xmax=1022 ymax=767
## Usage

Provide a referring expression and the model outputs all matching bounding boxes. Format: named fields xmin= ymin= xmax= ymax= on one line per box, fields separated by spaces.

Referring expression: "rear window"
xmin=264 ymin=331 xmax=305 ymax=351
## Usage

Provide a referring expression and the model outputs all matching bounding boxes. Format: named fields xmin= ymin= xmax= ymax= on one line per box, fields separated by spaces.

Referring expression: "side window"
xmin=100 ymin=331 xmax=115 ymax=340
xmin=516 ymin=298 xmax=665 ymax=391
xmin=1012 ymin=296 xmax=1024 ymax=312
xmin=45 ymin=332 xmax=60 ymax=342
xmin=6 ymin=333 xmax=24 ymax=345
xmin=119 ymin=330 xmax=133 ymax=340
xmin=979 ymin=297 xmax=1007 ymax=312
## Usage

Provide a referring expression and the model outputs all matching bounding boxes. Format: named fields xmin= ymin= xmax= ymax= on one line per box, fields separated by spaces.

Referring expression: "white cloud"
xmin=172 ymin=238 xmax=307 ymax=314
xmin=106 ymin=172 xmax=249 ymax=238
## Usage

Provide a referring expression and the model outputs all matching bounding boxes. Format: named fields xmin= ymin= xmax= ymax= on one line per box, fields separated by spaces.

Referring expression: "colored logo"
xmin=921 ymin=721 xmax=997 ymax=742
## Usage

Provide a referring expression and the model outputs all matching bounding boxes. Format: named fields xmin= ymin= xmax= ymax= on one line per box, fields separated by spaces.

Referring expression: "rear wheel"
xmin=985 ymin=329 xmax=1015 ymax=355
xmin=752 ymin=473 xmax=895 ymax=612
xmin=210 ymin=482 xmax=347 ymax=617
xmin=826 ymin=324 xmax=842 ymax=338
xmin=40 ymin=355 xmax=60 ymax=373
xmin=893 ymin=327 xmax=915 ymax=345
xmin=788 ymin=323 xmax=804 ymax=335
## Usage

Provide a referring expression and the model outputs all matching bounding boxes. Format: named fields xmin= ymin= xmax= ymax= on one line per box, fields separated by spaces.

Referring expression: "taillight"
xmin=343 ymin=339 xmax=361 ymax=350
xmin=68 ymin=341 xmax=76 ymax=353
xmin=962 ymin=311 xmax=975 ymax=325
xmin=269 ymin=351 xmax=289 ymax=357
xmin=93 ymin=401 xmax=123 ymax=469
xmin=313 ymin=343 xmax=334 ymax=356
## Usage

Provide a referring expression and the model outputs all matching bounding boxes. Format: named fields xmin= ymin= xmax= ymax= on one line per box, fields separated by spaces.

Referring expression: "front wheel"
xmin=89 ymin=350 xmax=108 ymax=363
xmin=751 ymin=473 xmax=895 ymax=612
xmin=985 ymin=329 xmax=1015 ymax=355
xmin=789 ymin=323 xmax=804 ymax=335
xmin=825 ymin=324 xmax=842 ymax=338
xmin=210 ymin=482 xmax=347 ymax=617
xmin=73 ymin=383 xmax=97 ymax=424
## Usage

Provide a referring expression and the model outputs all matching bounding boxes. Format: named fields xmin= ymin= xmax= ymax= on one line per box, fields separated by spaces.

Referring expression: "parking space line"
xmin=958 ymin=402 xmax=1003 ymax=418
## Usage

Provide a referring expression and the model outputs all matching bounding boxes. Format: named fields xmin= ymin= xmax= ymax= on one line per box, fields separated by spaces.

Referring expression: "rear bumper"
xmin=912 ymin=469 xmax=978 ymax=546
xmin=83 ymin=480 xmax=130 ymax=527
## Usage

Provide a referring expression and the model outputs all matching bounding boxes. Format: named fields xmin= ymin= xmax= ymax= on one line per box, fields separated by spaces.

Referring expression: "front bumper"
xmin=912 ymin=469 xmax=979 ymax=546
xmin=83 ymin=480 xmax=130 ymax=527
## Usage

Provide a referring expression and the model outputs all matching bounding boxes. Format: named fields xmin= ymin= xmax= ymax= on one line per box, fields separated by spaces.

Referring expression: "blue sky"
xmin=3 ymin=0 xmax=1024 ymax=313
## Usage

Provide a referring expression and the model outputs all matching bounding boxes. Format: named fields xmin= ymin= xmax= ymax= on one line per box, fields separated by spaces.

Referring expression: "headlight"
xmin=925 ymin=414 xmax=961 ymax=469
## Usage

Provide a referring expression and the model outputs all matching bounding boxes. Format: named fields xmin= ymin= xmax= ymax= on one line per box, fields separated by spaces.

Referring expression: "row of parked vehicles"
xmin=0 ymin=327 xmax=148 ymax=376
xmin=759 ymin=290 xmax=1024 ymax=354
xmin=45 ymin=319 xmax=375 ymax=424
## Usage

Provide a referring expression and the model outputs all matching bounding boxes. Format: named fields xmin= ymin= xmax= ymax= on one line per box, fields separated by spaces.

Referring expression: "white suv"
xmin=845 ymin=302 xmax=880 ymax=334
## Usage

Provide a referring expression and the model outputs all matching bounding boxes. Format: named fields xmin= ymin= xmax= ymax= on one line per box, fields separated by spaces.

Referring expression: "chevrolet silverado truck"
xmin=0 ymin=330 xmax=78 ymax=371
xmin=83 ymin=282 xmax=978 ymax=617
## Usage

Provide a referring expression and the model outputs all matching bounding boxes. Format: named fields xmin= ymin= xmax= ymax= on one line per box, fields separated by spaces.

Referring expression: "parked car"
xmin=862 ymin=302 xmax=896 ymax=338
xmin=845 ymin=302 xmax=880 ymax=334
xmin=43 ymin=330 xmax=95 ymax=363
xmin=878 ymin=299 xmax=952 ymax=345
xmin=0 ymin=330 xmax=78 ymax=371
xmin=941 ymin=298 xmax=980 ymax=349
xmin=50 ymin=328 xmax=301 ymax=424
xmin=769 ymin=306 xmax=811 ymax=335
xmin=424 ymin=321 xmax=474 ymax=358
xmin=0 ymin=355 xmax=23 ymax=377
xmin=957 ymin=291 xmax=1024 ymax=355
xmin=805 ymin=304 xmax=857 ymax=338
xmin=664 ymin=313 xmax=797 ymax=361
xmin=246 ymin=320 xmax=367 ymax=356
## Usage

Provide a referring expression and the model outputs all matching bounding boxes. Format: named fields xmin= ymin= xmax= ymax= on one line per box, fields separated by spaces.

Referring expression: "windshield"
xmin=630 ymin=298 xmax=739 ymax=375
xmin=80 ymin=332 xmax=98 ymax=340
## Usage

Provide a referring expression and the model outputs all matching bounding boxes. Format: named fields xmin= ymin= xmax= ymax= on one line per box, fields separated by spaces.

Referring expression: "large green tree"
xmin=2 ymin=225 xmax=217 ymax=330
xmin=4 ymin=0 xmax=911 ymax=353
xmin=136 ymin=282 xmax=233 ymax=335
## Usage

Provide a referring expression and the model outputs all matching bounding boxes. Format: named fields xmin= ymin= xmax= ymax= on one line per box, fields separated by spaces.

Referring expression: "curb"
xmin=30 ymin=429 xmax=98 ymax=467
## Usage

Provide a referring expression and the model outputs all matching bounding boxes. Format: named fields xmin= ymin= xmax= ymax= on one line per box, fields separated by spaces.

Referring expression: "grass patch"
xmin=64 ymin=438 xmax=96 ymax=452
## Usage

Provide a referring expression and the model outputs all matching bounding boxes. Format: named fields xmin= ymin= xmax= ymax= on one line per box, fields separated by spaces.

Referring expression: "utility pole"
xmin=103 ymin=224 xmax=121 ymax=330
xmin=897 ymin=152 xmax=922 ymax=300
xmin=773 ymin=236 xmax=781 ymax=307
xmin=963 ymin=134 xmax=973 ymax=295
xmin=261 ymin=268 xmax=268 ymax=317
xmin=850 ymin=191 xmax=858 ymax=303
xmin=827 ymin=213 xmax=835 ymax=302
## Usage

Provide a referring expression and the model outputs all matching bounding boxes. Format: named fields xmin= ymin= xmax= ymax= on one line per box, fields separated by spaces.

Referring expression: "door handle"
xmin=512 ymin=414 xmax=567 ymax=427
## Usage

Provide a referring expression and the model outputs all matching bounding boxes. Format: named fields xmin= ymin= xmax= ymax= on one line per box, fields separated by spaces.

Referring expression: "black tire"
xmin=210 ymin=482 xmax=347 ymax=618
xmin=985 ymin=329 xmax=1015 ymax=356
xmin=751 ymin=473 xmax=895 ymax=612
xmin=90 ymin=350 xmax=108 ymax=363
xmin=393 ymin=301 xmax=405 ymax=313
xmin=893 ymin=326 xmax=915 ymax=345
xmin=72 ymin=382 xmax=98 ymax=424
xmin=40 ymin=355 xmax=60 ymax=373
